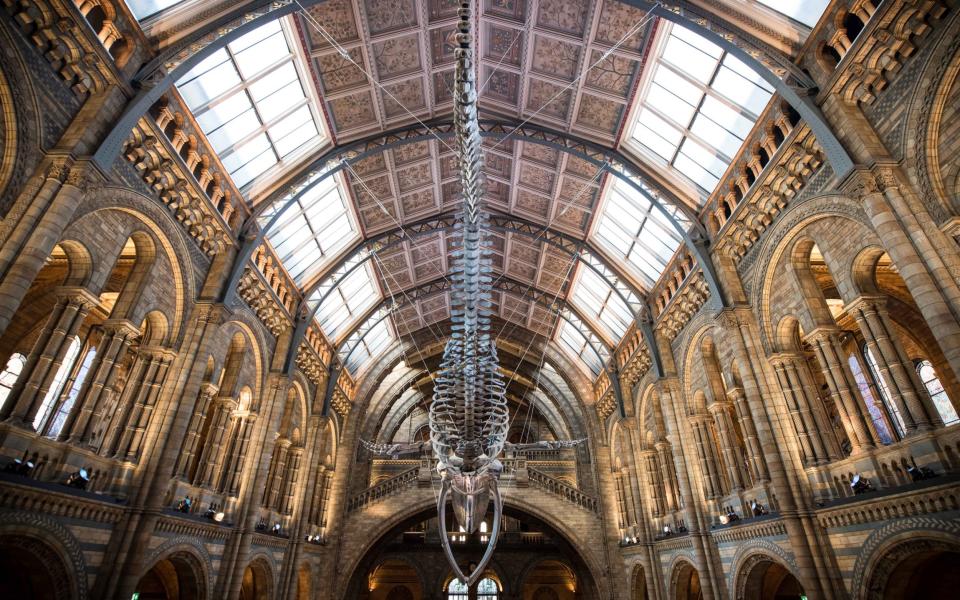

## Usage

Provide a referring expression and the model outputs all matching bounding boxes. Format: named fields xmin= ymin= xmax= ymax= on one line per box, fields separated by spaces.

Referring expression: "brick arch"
xmin=852 ymin=517 xmax=960 ymax=599
xmin=0 ymin=510 xmax=88 ymax=600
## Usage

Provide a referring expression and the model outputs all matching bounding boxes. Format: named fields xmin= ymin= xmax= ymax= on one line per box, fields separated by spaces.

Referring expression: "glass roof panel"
xmin=314 ymin=262 xmax=381 ymax=342
xmin=266 ymin=172 xmax=359 ymax=285
xmin=569 ymin=266 xmax=632 ymax=343
xmin=175 ymin=18 xmax=328 ymax=194
xmin=627 ymin=22 xmax=773 ymax=198
xmin=555 ymin=319 xmax=604 ymax=375
xmin=591 ymin=178 xmax=684 ymax=288
xmin=344 ymin=317 xmax=395 ymax=375
xmin=756 ymin=0 xmax=830 ymax=28
xmin=125 ymin=0 xmax=186 ymax=20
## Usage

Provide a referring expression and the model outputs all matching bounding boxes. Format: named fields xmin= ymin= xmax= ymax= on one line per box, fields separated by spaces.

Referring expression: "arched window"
xmin=33 ymin=337 xmax=82 ymax=432
xmin=0 ymin=353 xmax=26 ymax=413
xmin=915 ymin=360 xmax=960 ymax=425
xmin=46 ymin=345 xmax=97 ymax=438
xmin=447 ymin=579 xmax=468 ymax=600
xmin=477 ymin=578 xmax=499 ymax=600
xmin=863 ymin=345 xmax=906 ymax=438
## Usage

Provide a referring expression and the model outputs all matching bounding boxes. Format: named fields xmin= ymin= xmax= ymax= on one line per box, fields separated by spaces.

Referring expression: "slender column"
xmin=175 ymin=382 xmax=219 ymax=477
xmin=725 ymin=385 xmax=768 ymax=482
xmin=771 ymin=354 xmax=829 ymax=464
xmin=282 ymin=448 xmax=303 ymax=515
xmin=640 ymin=449 xmax=665 ymax=516
xmin=196 ymin=397 xmax=237 ymax=487
xmin=269 ymin=442 xmax=291 ymax=509
xmin=118 ymin=349 xmax=176 ymax=461
xmin=690 ymin=415 xmax=723 ymax=499
xmin=65 ymin=319 xmax=141 ymax=443
xmin=850 ymin=296 xmax=938 ymax=430
xmin=100 ymin=349 xmax=155 ymax=456
xmin=654 ymin=441 xmax=679 ymax=511
xmin=3 ymin=287 xmax=96 ymax=427
xmin=707 ymin=401 xmax=745 ymax=490
xmin=807 ymin=327 xmax=878 ymax=451
xmin=227 ymin=415 xmax=256 ymax=496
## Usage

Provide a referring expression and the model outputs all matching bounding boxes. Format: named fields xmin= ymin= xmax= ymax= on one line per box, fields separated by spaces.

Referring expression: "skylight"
xmin=312 ymin=262 xmax=381 ymax=342
xmin=175 ymin=18 xmax=327 ymax=191
xmin=569 ymin=266 xmax=633 ymax=343
xmin=124 ymin=0 xmax=185 ymax=20
xmin=626 ymin=22 xmax=773 ymax=196
xmin=555 ymin=314 xmax=607 ymax=376
xmin=591 ymin=178 xmax=684 ymax=289
xmin=343 ymin=317 xmax=395 ymax=374
xmin=266 ymin=172 xmax=358 ymax=285
xmin=756 ymin=0 xmax=831 ymax=28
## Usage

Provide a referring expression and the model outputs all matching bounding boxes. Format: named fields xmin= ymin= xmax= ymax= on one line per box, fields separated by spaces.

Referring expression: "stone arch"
xmin=367 ymin=556 xmax=427 ymax=599
xmin=629 ymin=562 xmax=648 ymax=600
xmin=68 ymin=188 xmax=200 ymax=344
xmin=773 ymin=315 xmax=803 ymax=353
xmin=750 ymin=194 xmax=874 ymax=351
xmin=667 ymin=557 xmax=701 ymax=600
xmin=54 ymin=239 xmax=95 ymax=287
xmin=240 ymin=553 xmax=275 ymax=600
xmin=0 ymin=510 xmax=88 ymax=600
xmin=729 ymin=541 xmax=800 ymax=600
xmin=852 ymin=517 xmax=960 ymax=600
xmin=339 ymin=496 xmax=605 ymax=599
xmin=513 ymin=555 xmax=575 ymax=598
xmin=138 ymin=537 xmax=212 ymax=600
xmin=0 ymin=23 xmax=45 ymax=211
xmin=141 ymin=310 xmax=170 ymax=347
xmin=850 ymin=245 xmax=888 ymax=296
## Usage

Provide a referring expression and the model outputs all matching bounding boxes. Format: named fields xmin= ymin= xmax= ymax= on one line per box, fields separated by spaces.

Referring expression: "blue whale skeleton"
xmin=360 ymin=0 xmax=584 ymax=586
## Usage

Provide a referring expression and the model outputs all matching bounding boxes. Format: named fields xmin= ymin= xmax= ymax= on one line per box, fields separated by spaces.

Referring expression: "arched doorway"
xmin=865 ymin=539 xmax=960 ymax=599
xmin=134 ymin=552 xmax=205 ymax=600
xmin=673 ymin=561 xmax=702 ymax=600
xmin=0 ymin=534 xmax=77 ymax=599
xmin=632 ymin=564 xmax=647 ymax=600
xmin=738 ymin=557 xmax=803 ymax=599
xmin=240 ymin=559 xmax=272 ymax=600
xmin=520 ymin=560 xmax=576 ymax=599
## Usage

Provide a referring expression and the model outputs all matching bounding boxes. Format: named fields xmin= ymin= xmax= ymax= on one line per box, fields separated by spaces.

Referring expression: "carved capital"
xmin=842 ymin=170 xmax=881 ymax=201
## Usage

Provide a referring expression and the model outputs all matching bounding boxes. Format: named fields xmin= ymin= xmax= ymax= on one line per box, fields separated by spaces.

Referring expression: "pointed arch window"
xmin=0 ymin=353 xmax=25 ymax=414
xmin=447 ymin=579 xmax=468 ymax=600
xmin=915 ymin=360 xmax=959 ymax=425
xmin=477 ymin=578 xmax=499 ymax=600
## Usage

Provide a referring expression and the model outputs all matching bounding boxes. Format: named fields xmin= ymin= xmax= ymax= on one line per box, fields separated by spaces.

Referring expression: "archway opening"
xmin=368 ymin=559 xmax=423 ymax=600
xmin=740 ymin=559 xmax=804 ymax=600
xmin=134 ymin=552 xmax=204 ymax=600
xmin=240 ymin=559 xmax=272 ymax=600
xmin=0 ymin=534 xmax=72 ymax=599
xmin=877 ymin=548 xmax=960 ymax=600
xmin=632 ymin=564 xmax=647 ymax=600
xmin=520 ymin=559 xmax=577 ymax=599
xmin=674 ymin=562 xmax=701 ymax=600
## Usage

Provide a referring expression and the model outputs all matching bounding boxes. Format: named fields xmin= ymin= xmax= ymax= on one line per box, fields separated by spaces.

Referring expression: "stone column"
xmin=226 ymin=414 xmax=256 ymax=496
xmin=707 ymin=401 xmax=746 ymax=491
xmin=115 ymin=348 xmax=176 ymax=461
xmin=849 ymin=295 xmax=938 ymax=431
xmin=269 ymin=441 xmax=292 ymax=509
xmin=725 ymin=385 xmax=768 ymax=482
xmin=196 ymin=397 xmax=237 ymax=487
xmin=2 ymin=287 xmax=97 ymax=427
xmin=690 ymin=415 xmax=724 ymax=499
xmin=852 ymin=168 xmax=960 ymax=382
xmin=770 ymin=353 xmax=830 ymax=464
xmin=654 ymin=441 xmax=680 ymax=511
xmin=0 ymin=160 xmax=94 ymax=337
xmin=807 ymin=327 xmax=878 ymax=451
xmin=175 ymin=382 xmax=219 ymax=477
xmin=639 ymin=449 xmax=665 ymax=516
xmin=64 ymin=319 xmax=141 ymax=444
